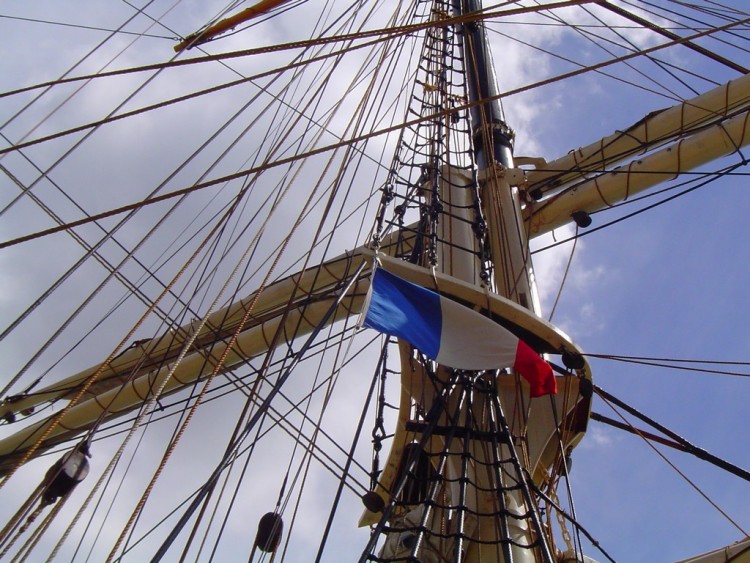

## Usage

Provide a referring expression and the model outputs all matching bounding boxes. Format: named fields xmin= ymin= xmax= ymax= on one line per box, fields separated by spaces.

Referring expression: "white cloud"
xmin=583 ymin=425 xmax=616 ymax=449
xmin=2 ymin=2 xmax=749 ymax=562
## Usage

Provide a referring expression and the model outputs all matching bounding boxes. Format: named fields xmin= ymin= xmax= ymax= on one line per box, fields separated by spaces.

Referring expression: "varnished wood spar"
xmin=0 ymin=290 xmax=368 ymax=474
xmin=174 ymin=0 xmax=293 ymax=51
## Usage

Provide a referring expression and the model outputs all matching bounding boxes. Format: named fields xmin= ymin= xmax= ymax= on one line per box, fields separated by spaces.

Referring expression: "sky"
xmin=0 ymin=1 xmax=749 ymax=561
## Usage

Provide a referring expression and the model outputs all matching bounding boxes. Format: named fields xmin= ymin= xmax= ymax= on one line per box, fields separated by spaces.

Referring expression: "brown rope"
xmin=104 ymin=10 xmax=389 ymax=552
xmin=4 ymin=14 xmax=745 ymax=252
xmin=0 ymin=0 xmax=594 ymax=100
xmin=0 ymin=173 xmax=257 ymax=490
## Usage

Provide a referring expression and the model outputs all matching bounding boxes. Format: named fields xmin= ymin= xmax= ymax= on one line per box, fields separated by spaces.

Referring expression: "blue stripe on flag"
xmin=362 ymin=269 xmax=441 ymax=359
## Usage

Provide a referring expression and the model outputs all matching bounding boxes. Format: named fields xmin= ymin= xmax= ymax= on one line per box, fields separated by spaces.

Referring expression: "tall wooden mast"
xmin=459 ymin=0 xmax=538 ymax=311
xmin=365 ymin=2 xmax=580 ymax=561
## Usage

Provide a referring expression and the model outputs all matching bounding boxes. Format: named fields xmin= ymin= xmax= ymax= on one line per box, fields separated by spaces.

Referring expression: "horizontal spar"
xmin=526 ymin=109 xmax=750 ymax=237
xmin=0 ymin=291 xmax=367 ymax=472
xmin=0 ymin=223 xmax=419 ymax=422
xmin=0 ymin=251 xmax=372 ymax=422
xmin=0 ymin=251 xmax=587 ymax=473
xmin=524 ymin=72 xmax=750 ymax=196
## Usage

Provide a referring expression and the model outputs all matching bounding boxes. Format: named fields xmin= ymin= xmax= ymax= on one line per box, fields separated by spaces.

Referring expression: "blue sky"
xmin=0 ymin=1 xmax=749 ymax=561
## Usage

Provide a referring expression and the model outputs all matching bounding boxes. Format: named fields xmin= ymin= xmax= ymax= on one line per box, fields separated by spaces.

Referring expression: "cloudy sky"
xmin=1 ymin=0 xmax=749 ymax=561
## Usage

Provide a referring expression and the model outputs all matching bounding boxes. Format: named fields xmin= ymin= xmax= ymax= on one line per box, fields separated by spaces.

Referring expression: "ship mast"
xmin=0 ymin=2 xmax=601 ymax=559
xmin=457 ymin=0 xmax=551 ymax=557
xmin=459 ymin=0 xmax=537 ymax=310
xmin=365 ymin=1 xmax=566 ymax=561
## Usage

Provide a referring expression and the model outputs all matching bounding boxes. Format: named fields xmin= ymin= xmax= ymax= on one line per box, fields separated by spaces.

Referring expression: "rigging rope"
xmin=546 ymin=225 xmax=578 ymax=322
xmin=0 ymin=14 xmax=177 ymax=40
xmin=4 ymin=16 xmax=748 ymax=253
xmin=584 ymin=352 xmax=750 ymax=378
xmin=315 ymin=339 xmax=390 ymax=561
xmin=0 ymin=0 xmax=592 ymax=101
xmin=147 ymin=261 xmax=367 ymax=562
xmin=0 ymin=0 xmax=399 ymax=404
xmin=593 ymin=383 xmax=750 ymax=536
xmin=532 ymin=161 xmax=747 ymax=254
xmin=0 ymin=147 xmax=275 ymax=490
xmin=599 ymin=0 xmax=748 ymax=73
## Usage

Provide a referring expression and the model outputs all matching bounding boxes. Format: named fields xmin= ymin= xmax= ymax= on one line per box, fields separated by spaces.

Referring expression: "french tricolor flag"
xmin=361 ymin=268 xmax=556 ymax=397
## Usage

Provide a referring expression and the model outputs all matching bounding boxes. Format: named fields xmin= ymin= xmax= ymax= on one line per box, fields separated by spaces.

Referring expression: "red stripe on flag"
xmin=513 ymin=340 xmax=557 ymax=398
